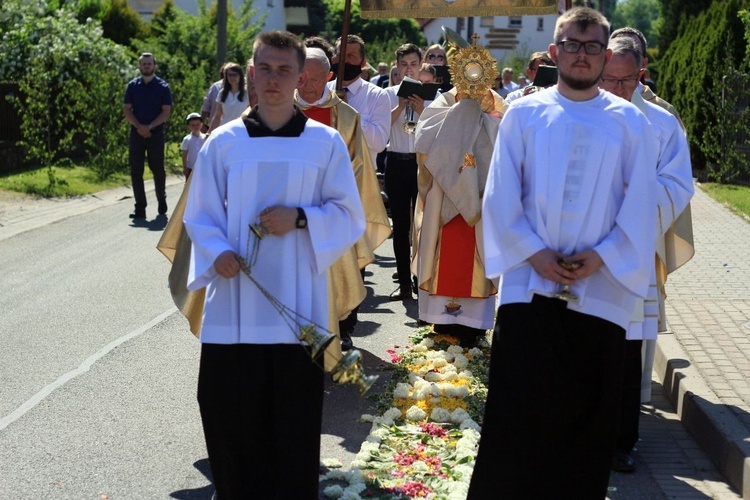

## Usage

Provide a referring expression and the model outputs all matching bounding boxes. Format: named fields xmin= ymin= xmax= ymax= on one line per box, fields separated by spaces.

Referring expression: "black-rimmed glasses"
xmin=557 ymin=39 xmax=606 ymax=55
xmin=427 ymin=53 xmax=445 ymax=61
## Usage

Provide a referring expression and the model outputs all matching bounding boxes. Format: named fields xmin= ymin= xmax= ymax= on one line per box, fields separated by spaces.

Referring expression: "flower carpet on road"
xmin=320 ymin=329 xmax=491 ymax=499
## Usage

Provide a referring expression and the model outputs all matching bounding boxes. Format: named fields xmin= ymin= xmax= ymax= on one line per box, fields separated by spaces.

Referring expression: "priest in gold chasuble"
xmin=295 ymin=47 xmax=391 ymax=360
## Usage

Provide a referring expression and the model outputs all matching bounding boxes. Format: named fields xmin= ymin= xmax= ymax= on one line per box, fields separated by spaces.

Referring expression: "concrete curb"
xmin=655 ymin=333 xmax=750 ymax=498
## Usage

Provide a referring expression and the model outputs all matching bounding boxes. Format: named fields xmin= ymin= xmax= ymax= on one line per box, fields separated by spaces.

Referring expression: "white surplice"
xmin=626 ymin=90 xmax=694 ymax=341
xmin=184 ymin=118 xmax=365 ymax=345
xmin=482 ymin=88 xmax=659 ymax=331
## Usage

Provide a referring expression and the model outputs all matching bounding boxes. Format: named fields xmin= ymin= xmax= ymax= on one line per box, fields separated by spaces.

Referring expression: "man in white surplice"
xmin=468 ymin=8 xmax=658 ymax=500
xmin=184 ymin=31 xmax=365 ymax=500
xmin=600 ymin=36 xmax=693 ymax=473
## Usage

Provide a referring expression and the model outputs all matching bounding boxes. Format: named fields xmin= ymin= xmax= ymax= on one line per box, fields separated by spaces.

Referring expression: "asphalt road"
xmin=0 ymin=181 xmax=738 ymax=499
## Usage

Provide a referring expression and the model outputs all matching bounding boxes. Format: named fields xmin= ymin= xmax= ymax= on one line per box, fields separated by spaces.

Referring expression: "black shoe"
xmin=340 ymin=330 xmax=354 ymax=351
xmin=392 ymin=271 xmax=399 ymax=281
xmin=158 ymin=201 xmax=168 ymax=215
xmin=611 ymin=450 xmax=635 ymax=473
xmin=129 ymin=211 xmax=146 ymax=219
xmin=389 ymin=287 xmax=413 ymax=301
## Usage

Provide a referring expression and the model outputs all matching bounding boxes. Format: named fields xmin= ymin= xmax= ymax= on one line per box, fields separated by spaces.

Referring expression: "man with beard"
xmin=123 ymin=52 xmax=172 ymax=219
xmin=468 ymin=8 xmax=659 ymax=499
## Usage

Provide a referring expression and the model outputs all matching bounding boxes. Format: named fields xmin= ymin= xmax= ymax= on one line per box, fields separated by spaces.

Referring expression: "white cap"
xmin=185 ymin=112 xmax=201 ymax=122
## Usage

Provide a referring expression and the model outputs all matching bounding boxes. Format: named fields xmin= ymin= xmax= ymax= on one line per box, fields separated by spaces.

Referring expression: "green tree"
xmin=101 ymin=0 xmax=148 ymax=46
xmin=655 ymin=0 xmax=712 ymax=53
xmin=322 ymin=0 xmax=426 ymax=51
xmin=659 ymin=0 xmax=750 ymax=176
xmin=612 ymin=0 xmax=659 ymax=43
xmin=2 ymin=0 xmax=131 ymax=181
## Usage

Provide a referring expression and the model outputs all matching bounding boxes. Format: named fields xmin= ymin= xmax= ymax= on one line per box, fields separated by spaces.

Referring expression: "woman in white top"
xmin=208 ymin=62 xmax=249 ymax=134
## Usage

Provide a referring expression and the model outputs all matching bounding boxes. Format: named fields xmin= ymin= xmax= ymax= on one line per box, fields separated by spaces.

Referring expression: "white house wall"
xmin=422 ymin=15 xmax=558 ymax=63
xmin=169 ymin=0 xmax=286 ymax=31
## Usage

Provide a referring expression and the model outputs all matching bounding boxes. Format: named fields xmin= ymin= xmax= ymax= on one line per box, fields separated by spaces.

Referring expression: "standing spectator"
xmin=423 ymin=44 xmax=446 ymax=65
xmin=201 ymin=63 xmax=228 ymax=131
xmin=388 ymin=65 xmax=402 ymax=87
xmin=417 ymin=63 xmax=436 ymax=83
xmin=123 ymin=52 xmax=172 ymax=220
xmin=371 ymin=62 xmax=390 ymax=88
xmin=184 ymin=30 xmax=365 ymax=500
xmin=495 ymin=67 xmax=519 ymax=98
xmin=469 ymin=7 xmax=658 ymax=498
xmin=208 ymin=62 xmax=249 ymax=134
xmin=181 ymin=112 xmax=206 ymax=180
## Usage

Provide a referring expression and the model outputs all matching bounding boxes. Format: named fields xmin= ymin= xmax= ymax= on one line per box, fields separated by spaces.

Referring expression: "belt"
xmin=387 ymin=152 xmax=416 ymax=160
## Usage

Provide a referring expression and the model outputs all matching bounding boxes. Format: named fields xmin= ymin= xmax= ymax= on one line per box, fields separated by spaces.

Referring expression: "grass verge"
xmin=0 ymin=144 xmax=182 ymax=197
xmin=699 ymin=182 xmax=750 ymax=221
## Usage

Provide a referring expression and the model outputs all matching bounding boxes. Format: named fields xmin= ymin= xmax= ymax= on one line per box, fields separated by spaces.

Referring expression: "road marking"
xmin=0 ymin=308 xmax=178 ymax=432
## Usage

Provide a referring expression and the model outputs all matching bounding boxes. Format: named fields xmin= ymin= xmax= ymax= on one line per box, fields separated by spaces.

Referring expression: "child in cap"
xmin=181 ymin=112 xmax=206 ymax=179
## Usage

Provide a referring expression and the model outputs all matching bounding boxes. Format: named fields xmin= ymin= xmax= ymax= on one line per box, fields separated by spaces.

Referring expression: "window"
xmin=537 ymin=17 xmax=544 ymax=31
xmin=508 ymin=16 xmax=522 ymax=28
xmin=480 ymin=16 xmax=494 ymax=28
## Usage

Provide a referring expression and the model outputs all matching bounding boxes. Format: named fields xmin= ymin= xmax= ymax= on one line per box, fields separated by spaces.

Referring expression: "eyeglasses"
xmin=599 ymin=75 xmax=640 ymax=87
xmin=556 ymin=39 xmax=607 ymax=55
xmin=427 ymin=53 xmax=445 ymax=61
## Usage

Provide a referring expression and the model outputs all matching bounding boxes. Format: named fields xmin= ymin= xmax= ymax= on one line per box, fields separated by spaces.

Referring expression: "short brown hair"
xmin=554 ymin=7 xmax=610 ymax=45
xmin=252 ymin=31 xmax=306 ymax=72
xmin=335 ymin=35 xmax=366 ymax=61
xmin=395 ymin=43 xmax=422 ymax=64
xmin=528 ymin=51 xmax=554 ymax=69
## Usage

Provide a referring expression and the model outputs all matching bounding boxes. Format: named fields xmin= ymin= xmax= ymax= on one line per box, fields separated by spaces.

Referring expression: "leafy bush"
xmin=3 ymin=1 xmax=132 ymax=181
xmin=658 ymin=0 xmax=750 ymax=174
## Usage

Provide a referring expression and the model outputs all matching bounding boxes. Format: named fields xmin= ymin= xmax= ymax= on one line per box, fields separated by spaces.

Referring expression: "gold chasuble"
xmin=297 ymin=90 xmax=392 ymax=369
xmin=157 ymin=175 xmax=204 ymax=338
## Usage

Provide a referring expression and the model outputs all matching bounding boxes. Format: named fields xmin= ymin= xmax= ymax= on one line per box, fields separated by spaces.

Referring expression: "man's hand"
xmin=567 ymin=249 xmax=603 ymax=280
xmin=136 ymin=124 xmax=152 ymax=138
xmin=527 ymin=248 xmax=578 ymax=285
xmin=258 ymin=206 xmax=298 ymax=236
xmin=214 ymin=250 xmax=240 ymax=279
xmin=408 ymin=95 xmax=426 ymax=114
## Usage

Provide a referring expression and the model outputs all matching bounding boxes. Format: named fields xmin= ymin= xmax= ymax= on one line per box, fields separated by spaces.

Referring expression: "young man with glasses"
xmin=600 ymin=36 xmax=694 ymax=475
xmin=469 ymin=8 xmax=659 ymax=499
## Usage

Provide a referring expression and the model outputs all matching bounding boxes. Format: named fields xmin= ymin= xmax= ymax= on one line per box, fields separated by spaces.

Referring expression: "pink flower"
xmin=419 ymin=422 xmax=447 ymax=438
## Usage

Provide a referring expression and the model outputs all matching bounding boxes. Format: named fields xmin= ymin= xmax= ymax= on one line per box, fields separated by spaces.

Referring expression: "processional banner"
xmin=360 ymin=0 xmax=562 ymax=19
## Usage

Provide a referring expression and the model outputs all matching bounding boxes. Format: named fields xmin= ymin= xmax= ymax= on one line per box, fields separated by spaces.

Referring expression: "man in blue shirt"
xmin=123 ymin=53 xmax=172 ymax=219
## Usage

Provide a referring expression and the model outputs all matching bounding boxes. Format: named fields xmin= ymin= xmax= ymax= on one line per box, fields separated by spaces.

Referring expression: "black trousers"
xmin=616 ymin=339 xmax=643 ymax=453
xmin=128 ymin=126 xmax=166 ymax=212
xmin=468 ymin=296 xmax=626 ymax=500
xmin=197 ymin=343 xmax=324 ymax=500
xmin=384 ymin=152 xmax=417 ymax=290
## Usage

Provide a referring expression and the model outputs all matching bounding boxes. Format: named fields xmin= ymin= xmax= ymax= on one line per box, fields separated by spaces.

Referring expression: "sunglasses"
xmin=427 ymin=53 xmax=445 ymax=61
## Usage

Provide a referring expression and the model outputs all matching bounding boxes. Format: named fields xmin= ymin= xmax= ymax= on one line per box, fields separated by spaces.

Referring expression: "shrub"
xmin=658 ymin=0 xmax=750 ymax=173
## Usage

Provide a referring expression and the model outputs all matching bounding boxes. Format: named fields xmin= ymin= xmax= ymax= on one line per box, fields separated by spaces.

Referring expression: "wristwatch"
xmin=295 ymin=208 xmax=308 ymax=229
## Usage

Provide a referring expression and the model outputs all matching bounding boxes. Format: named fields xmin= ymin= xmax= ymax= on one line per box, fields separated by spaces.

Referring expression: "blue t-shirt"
xmin=124 ymin=75 xmax=173 ymax=126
